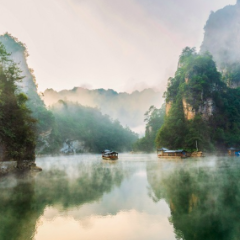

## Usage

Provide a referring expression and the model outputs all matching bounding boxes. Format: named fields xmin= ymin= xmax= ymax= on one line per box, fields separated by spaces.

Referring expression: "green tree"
xmin=45 ymin=101 xmax=138 ymax=153
xmin=156 ymin=47 xmax=240 ymax=151
xmin=0 ymin=43 xmax=36 ymax=161
xmin=133 ymin=104 xmax=165 ymax=152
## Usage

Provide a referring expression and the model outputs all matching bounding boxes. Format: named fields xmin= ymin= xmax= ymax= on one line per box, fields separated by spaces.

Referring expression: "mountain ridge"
xmin=43 ymin=87 xmax=163 ymax=133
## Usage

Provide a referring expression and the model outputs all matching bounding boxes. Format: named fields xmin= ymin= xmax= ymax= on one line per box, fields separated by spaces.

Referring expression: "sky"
xmin=0 ymin=0 xmax=236 ymax=93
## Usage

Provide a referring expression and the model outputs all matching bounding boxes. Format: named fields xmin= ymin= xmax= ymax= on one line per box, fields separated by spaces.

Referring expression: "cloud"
xmin=0 ymin=0 xmax=236 ymax=92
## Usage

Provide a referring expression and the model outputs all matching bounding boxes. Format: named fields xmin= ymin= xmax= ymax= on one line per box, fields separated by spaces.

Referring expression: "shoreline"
xmin=0 ymin=160 xmax=42 ymax=176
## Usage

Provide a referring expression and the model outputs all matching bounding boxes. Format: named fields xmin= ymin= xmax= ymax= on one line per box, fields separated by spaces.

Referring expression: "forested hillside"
xmin=0 ymin=33 xmax=54 ymax=137
xmin=155 ymin=2 xmax=240 ymax=152
xmin=133 ymin=105 xmax=165 ymax=152
xmin=44 ymin=101 xmax=138 ymax=153
xmin=43 ymin=87 xmax=162 ymax=132
xmin=0 ymin=42 xmax=36 ymax=161
xmin=0 ymin=33 xmax=139 ymax=154
xmin=156 ymin=48 xmax=240 ymax=152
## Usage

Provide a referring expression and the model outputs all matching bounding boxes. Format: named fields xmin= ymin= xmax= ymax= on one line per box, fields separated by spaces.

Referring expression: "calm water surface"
xmin=1 ymin=154 xmax=240 ymax=240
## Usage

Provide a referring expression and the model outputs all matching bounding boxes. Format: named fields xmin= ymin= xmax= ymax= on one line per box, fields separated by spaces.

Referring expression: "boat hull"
xmin=102 ymin=156 xmax=118 ymax=160
xmin=158 ymin=155 xmax=183 ymax=159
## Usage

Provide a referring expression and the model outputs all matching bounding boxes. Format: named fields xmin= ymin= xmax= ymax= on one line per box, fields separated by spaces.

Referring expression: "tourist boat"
xmin=157 ymin=148 xmax=188 ymax=158
xmin=102 ymin=150 xmax=118 ymax=160
xmin=157 ymin=148 xmax=204 ymax=158
xmin=190 ymin=151 xmax=204 ymax=157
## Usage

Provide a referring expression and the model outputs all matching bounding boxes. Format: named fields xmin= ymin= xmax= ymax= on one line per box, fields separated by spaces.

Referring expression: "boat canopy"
xmin=164 ymin=150 xmax=185 ymax=153
xmin=102 ymin=150 xmax=118 ymax=154
xmin=157 ymin=148 xmax=169 ymax=151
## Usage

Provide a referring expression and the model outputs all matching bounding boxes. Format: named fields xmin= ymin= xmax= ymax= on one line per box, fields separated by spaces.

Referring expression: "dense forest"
xmin=4 ymin=1 xmax=240 ymax=157
xmin=43 ymin=87 xmax=162 ymax=132
xmin=0 ymin=33 xmax=54 ymax=137
xmin=154 ymin=2 xmax=240 ymax=152
xmin=0 ymin=42 xmax=36 ymax=161
xmin=0 ymin=33 xmax=138 ymax=157
xmin=133 ymin=105 xmax=165 ymax=152
xmin=156 ymin=47 xmax=240 ymax=151
xmin=40 ymin=101 xmax=138 ymax=153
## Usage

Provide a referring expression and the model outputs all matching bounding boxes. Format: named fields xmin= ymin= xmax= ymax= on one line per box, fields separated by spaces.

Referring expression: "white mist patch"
xmin=135 ymin=170 xmax=147 ymax=177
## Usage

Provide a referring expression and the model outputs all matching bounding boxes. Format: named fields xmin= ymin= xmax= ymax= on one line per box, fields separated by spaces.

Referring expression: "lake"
xmin=0 ymin=154 xmax=240 ymax=240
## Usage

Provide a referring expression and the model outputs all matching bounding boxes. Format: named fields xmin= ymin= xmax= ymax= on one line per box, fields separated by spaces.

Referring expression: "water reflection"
xmin=2 ymin=155 xmax=239 ymax=240
xmin=147 ymin=157 xmax=240 ymax=240
xmin=0 ymin=155 xmax=128 ymax=240
xmin=32 ymin=154 xmax=174 ymax=240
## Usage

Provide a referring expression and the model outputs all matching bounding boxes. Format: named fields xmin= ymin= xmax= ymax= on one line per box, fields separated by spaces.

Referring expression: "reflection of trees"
xmin=147 ymin=161 xmax=240 ymax=240
xmin=0 ymin=162 xmax=125 ymax=240
xmin=0 ymin=176 xmax=39 ymax=240
xmin=35 ymin=163 xmax=125 ymax=208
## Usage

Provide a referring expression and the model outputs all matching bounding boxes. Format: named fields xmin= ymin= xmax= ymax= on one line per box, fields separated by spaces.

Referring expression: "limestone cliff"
xmin=166 ymin=101 xmax=172 ymax=116
xmin=182 ymin=98 xmax=214 ymax=121
xmin=182 ymin=98 xmax=195 ymax=120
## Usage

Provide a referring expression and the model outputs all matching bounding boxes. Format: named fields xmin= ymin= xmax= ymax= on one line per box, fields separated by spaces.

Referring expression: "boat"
xmin=157 ymin=148 xmax=188 ymax=158
xmin=157 ymin=148 xmax=204 ymax=158
xmin=102 ymin=150 xmax=118 ymax=160
xmin=190 ymin=151 xmax=204 ymax=157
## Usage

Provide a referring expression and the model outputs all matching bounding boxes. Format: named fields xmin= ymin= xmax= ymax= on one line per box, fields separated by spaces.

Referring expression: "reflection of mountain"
xmin=43 ymin=88 xmax=162 ymax=132
xmin=147 ymin=160 xmax=240 ymax=240
xmin=0 ymin=160 xmax=125 ymax=240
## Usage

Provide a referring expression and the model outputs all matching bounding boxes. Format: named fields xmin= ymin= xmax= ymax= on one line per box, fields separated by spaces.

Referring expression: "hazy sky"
xmin=0 ymin=0 xmax=236 ymax=92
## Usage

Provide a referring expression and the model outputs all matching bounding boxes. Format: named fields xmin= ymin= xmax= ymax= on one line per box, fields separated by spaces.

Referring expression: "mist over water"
xmin=1 ymin=154 xmax=240 ymax=240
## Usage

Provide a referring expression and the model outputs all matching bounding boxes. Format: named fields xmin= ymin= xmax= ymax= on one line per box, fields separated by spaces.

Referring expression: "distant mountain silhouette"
xmin=43 ymin=87 xmax=163 ymax=133
xmin=201 ymin=2 xmax=240 ymax=68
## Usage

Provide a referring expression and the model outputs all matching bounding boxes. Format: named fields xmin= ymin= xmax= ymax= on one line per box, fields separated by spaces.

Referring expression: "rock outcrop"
xmin=182 ymin=98 xmax=214 ymax=121
xmin=182 ymin=98 xmax=195 ymax=120
xmin=166 ymin=101 xmax=172 ymax=116
xmin=60 ymin=140 xmax=87 ymax=154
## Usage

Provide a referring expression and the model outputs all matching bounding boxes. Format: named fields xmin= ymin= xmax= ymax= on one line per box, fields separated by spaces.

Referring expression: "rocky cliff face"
xmin=182 ymin=98 xmax=214 ymax=121
xmin=165 ymin=101 xmax=172 ymax=116
xmin=60 ymin=140 xmax=87 ymax=154
xmin=182 ymin=98 xmax=195 ymax=120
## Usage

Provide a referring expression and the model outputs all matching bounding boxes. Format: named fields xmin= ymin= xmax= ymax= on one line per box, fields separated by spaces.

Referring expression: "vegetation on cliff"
xmin=43 ymin=87 xmax=162 ymax=132
xmin=133 ymin=105 xmax=165 ymax=152
xmin=0 ymin=34 xmax=138 ymax=154
xmin=41 ymin=101 xmax=138 ymax=153
xmin=0 ymin=33 xmax=54 ymax=149
xmin=156 ymin=47 xmax=240 ymax=151
xmin=0 ymin=43 xmax=36 ymax=161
